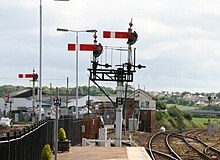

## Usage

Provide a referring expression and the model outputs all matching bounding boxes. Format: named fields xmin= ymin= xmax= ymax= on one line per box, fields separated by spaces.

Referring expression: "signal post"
xmin=18 ymin=70 xmax=38 ymax=124
xmin=88 ymin=20 xmax=144 ymax=147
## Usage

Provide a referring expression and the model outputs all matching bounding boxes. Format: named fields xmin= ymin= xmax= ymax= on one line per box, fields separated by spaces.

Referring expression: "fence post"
xmin=107 ymin=138 xmax=111 ymax=147
xmin=7 ymin=132 xmax=10 ymax=160
xmin=82 ymin=138 xmax=86 ymax=147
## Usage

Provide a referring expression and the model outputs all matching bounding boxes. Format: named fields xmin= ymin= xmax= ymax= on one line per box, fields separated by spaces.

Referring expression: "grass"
xmin=192 ymin=117 xmax=208 ymax=126
xmin=166 ymin=104 xmax=198 ymax=110
xmin=192 ymin=117 xmax=220 ymax=127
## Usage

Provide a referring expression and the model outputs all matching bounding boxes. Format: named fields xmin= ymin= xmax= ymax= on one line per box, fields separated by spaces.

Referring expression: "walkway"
xmin=57 ymin=147 xmax=152 ymax=160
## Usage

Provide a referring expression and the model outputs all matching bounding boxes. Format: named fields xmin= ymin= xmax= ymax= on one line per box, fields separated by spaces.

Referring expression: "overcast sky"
xmin=1 ymin=0 xmax=220 ymax=93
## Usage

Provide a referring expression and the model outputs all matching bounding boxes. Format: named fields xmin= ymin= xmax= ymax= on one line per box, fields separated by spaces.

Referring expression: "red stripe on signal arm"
xmin=103 ymin=31 xmax=111 ymax=38
xmin=25 ymin=74 xmax=34 ymax=78
xmin=68 ymin=44 xmax=76 ymax=51
xmin=80 ymin=44 xmax=96 ymax=51
xmin=115 ymin=32 xmax=129 ymax=38
xmin=103 ymin=31 xmax=129 ymax=38
xmin=18 ymin=74 xmax=24 ymax=78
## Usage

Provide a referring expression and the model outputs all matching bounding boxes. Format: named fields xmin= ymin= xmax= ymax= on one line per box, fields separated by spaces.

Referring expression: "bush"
xmin=183 ymin=113 xmax=192 ymax=121
xmin=41 ymin=144 xmax=52 ymax=160
xmin=167 ymin=106 xmax=183 ymax=118
xmin=58 ymin=128 xmax=67 ymax=141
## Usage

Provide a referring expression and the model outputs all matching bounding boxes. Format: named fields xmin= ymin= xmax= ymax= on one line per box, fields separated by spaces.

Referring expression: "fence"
xmin=0 ymin=118 xmax=81 ymax=160
xmin=58 ymin=117 xmax=81 ymax=146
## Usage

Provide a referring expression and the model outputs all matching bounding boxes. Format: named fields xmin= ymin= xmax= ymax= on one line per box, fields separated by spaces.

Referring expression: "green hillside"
xmin=156 ymin=106 xmax=198 ymax=130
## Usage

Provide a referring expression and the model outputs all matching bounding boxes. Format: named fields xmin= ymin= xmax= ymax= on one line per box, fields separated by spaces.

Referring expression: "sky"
xmin=1 ymin=0 xmax=220 ymax=93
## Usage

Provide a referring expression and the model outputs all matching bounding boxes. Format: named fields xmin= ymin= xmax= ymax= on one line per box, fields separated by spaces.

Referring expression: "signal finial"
xmin=93 ymin=32 xmax=97 ymax=43
xmin=129 ymin=18 xmax=133 ymax=29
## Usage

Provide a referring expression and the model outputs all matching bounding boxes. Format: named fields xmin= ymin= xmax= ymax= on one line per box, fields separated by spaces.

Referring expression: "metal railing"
xmin=0 ymin=118 xmax=81 ymax=160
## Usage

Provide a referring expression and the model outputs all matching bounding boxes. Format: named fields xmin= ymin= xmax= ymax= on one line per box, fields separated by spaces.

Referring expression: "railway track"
xmin=182 ymin=129 xmax=210 ymax=159
xmin=147 ymin=128 xmax=220 ymax=160
xmin=197 ymin=130 xmax=220 ymax=153
xmin=168 ymin=131 xmax=199 ymax=159
xmin=194 ymin=130 xmax=220 ymax=158
xmin=148 ymin=132 xmax=179 ymax=160
xmin=99 ymin=126 xmax=220 ymax=159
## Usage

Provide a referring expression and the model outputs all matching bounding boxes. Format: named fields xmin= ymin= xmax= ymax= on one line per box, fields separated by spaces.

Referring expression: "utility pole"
xmin=50 ymin=83 xmax=53 ymax=107
xmin=208 ymin=96 xmax=213 ymax=136
xmin=66 ymin=77 xmax=69 ymax=108
xmin=54 ymin=87 xmax=61 ymax=160
xmin=32 ymin=68 xmax=36 ymax=124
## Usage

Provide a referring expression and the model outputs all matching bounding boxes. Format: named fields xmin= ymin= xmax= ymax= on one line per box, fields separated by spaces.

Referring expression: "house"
xmin=0 ymin=88 xmax=50 ymax=120
xmin=183 ymin=93 xmax=192 ymax=100
xmin=127 ymin=89 xmax=156 ymax=110
xmin=127 ymin=89 xmax=156 ymax=132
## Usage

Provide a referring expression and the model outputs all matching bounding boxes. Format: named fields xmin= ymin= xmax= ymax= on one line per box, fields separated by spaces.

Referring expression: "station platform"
xmin=57 ymin=147 xmax=152 ymax=160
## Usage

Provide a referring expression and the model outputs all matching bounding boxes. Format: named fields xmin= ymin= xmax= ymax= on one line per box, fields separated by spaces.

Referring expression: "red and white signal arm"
xmin=18 ymin=74 xmax=35 ymax=78
xmin=18 ymin=73 xmax=38 ymax=81
xmin=103 ymin=31 xmax=129 ymax=39
xmin=103 ymin=30 xmax=138 ymax=45
xmin=68 ymin=44 xmax=96 ymax=51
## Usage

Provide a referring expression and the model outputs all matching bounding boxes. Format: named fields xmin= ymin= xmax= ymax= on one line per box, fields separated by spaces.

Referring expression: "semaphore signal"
xmin=18 ymin=69 xmax=38 ymax=124
xmin=88 ymin=19 xmax=145 ymax=147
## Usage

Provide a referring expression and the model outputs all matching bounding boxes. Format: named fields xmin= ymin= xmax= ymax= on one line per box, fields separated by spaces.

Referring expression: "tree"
xmin=78 ymin=86 xmax=84 ymax=95
xmin=177 ymin=98 xmax=190 ymax=106
xmin=59 ymin=87 xmax=67 ymax=95
xmin=82 ymin=86 xmax=88 ymax=95
xmin=166 ymin=97 xmax=176 ymax=104
xmin=156 ymin=100 xmax=167 ymax=110
xmin=181 ymin=91 xmax=190 ymax=97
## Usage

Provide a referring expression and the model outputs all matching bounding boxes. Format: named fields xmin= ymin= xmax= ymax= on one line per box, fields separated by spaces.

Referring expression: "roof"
xmin=127 ymin=89 xmax=156 ymax=100
xmin=68 ymin=95 xmax=116 ymax=107
xmin=9 ymin=88 xmax=46 ymax=98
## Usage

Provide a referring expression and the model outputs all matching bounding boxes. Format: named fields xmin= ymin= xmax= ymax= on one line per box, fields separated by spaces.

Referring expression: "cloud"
xmin=1 ymin=0 xmax=220 ymax=93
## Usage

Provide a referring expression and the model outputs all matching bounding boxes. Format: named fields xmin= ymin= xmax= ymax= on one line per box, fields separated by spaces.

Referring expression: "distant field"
xmin=192 ymin=117 xmax=220 ymax=127
xmin=166 ymin=104 xmax=198 ymax=110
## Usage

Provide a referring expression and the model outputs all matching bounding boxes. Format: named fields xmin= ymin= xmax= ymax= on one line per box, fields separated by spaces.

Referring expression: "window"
xmin=135 ymin=101 xmax=150 ymax=108
xmin=140 ymin=101 xmax=149 ymax=108
xmin=134 ymin=101 xmax=139 ymax=108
